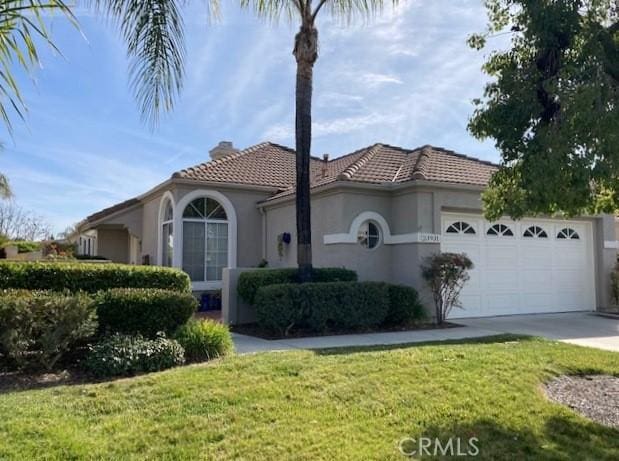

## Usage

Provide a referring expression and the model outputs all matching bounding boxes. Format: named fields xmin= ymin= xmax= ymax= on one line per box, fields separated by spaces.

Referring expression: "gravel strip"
xmin=545 ymin=375 xmax=619 ymax=429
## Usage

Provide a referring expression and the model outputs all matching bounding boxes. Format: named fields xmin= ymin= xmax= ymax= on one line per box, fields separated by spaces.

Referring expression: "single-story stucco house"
xmin=78 ymin=141 xmax=618 ymax=321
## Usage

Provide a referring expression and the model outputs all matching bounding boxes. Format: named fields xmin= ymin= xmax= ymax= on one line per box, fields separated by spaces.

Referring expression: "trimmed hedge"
xmin=84 ymin=334 xmax=185 ymax=377
xmin=174 ymin=319 xmax=234 ymax=363
xmin=95 ymin=288 xmax=197 ymax=337
xmin=255 ymin=281 xmax=425 ymax=335
xmin=8 ymin=241 xmax=41 ymax=253
xmin=385 ymin=284 xmax=425 ymax=326
xmin=0 ymin=262 xmax=191 ymax=293
xmin=238 ymin=267 xmax=358 ymax=305
xmin=0 ymin=290 xmax=97 ymax=370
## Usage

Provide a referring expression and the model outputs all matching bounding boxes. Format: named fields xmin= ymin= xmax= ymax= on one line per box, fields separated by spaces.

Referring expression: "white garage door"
xmin=441 ymin=213 xmax=595 ymax=319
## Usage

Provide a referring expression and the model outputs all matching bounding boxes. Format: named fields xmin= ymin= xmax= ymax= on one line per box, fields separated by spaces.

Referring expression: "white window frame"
xmin=173 ymin=190 xmax=237 ymax=291
xmin=157 ymin=191 xmax=176 ymax=266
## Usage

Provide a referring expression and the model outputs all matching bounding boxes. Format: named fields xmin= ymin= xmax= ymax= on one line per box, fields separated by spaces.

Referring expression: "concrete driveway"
xmin=232 ymin=312 xmax=619 ymax=354
xmin=458 ymin=312 xmax=619 ymax=352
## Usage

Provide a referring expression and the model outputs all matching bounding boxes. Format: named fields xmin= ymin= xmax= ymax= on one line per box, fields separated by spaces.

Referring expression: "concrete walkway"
xmin=459 ymin=312 xmax=619 ymax=352
xmin=232 ymin=312 xmax=619 ymax=354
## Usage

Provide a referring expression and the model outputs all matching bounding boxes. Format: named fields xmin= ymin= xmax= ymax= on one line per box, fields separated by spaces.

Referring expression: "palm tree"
xmin=0 ymin=0 xmax=77 ymax=198
xmin=97 ymin=0 xmax=393 ymax=281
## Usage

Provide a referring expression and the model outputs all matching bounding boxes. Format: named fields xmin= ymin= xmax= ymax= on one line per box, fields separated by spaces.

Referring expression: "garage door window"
xmin=486 ymin=224 xmax=513 ymax=237
xmin=557 ymin=228 xmax=580 ymax=240
xmin=446 ymin=221 xmax=475 ymax=235
xmin=523 ymin=225 xmax=547 ymax=238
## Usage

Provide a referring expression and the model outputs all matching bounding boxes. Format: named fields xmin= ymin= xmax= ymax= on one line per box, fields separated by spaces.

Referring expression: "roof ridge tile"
xmin=336 ymin=144 xmax=383 ymax=180
xmin=172 ymin=142 xmax=272 ymax=179
xmin=411 ymin=146 xmax=432 ymax=180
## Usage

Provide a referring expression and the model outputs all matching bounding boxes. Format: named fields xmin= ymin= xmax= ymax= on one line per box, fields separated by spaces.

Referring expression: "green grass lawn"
xmin=1 ymin=335 xmax=618 ymax=460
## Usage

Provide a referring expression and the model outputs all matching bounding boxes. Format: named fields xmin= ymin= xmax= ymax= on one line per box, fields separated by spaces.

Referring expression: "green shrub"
xmin=174 ymin=319 xmax=233 ymax=363
xmin=238 ymin=267 xmax=357 ymax=305
xmin=0 ymin=290 xmax=97 ymax=370
xmin=255 ymin=281 xmax=390 ymax=335
xmin=0 ymin=262 xmax=191 ymax=293
xmin=83 ymin=334 xmax=185 ymax=377
xmin=384 ymin=284 xmax=425 ymax=326
xmin=611 ymin=263 xmax=619 ymax=305
xmin=75 ymin=255 xmax=108 ymax=261
xmin=7 ymin=241 xmax=41 ymax=253
xmin=95 ymin=288 xmax=197 ymax=337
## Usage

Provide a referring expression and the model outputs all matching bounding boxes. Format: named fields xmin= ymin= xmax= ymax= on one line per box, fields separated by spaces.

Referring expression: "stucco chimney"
xmin=321 ymin=154 xmax=330 ymax=177
xmin=209 ymin=141 xmax=239 ymax=161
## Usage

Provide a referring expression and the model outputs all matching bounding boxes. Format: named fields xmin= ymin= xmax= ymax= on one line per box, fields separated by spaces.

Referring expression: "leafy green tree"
xmin=0 ymin=0 xmax=77 ymax=198
xmin=469 ymin=0 xmax=618 ymax=220
xmin=95 ymin=0 xmax=395 ymax=281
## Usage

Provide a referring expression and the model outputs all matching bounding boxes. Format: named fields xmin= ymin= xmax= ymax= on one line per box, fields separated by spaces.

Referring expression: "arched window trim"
xmin=157 ymin=191 xmax=176 ymax=266
xmin=486 ymin=223 xmax=514 ymax=237
xmin=523 ymin=225 xmax=548 ymax=238
xmin=446 ymin=221 xmax=476 ymax=235
xmin=173 ymin=190 xmax=237 ymax=290
xmin=557 ymin=227 xmax=580 ymax=240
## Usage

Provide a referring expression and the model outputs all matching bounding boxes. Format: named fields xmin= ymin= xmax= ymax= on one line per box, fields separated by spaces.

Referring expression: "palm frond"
xmin=0 ymin=0 xmax=77 ymax=134
xmin=92 ymin=0 xmax=190 ymax=126
xmin=239 ymin=0 xmax=299 ymax=23
xmin=319 ymin=0 xmax=397 ymax=23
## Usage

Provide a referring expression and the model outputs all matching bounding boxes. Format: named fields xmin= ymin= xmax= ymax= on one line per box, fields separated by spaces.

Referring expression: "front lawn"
xmin=1 ymin=336 xmax=618 ymax=460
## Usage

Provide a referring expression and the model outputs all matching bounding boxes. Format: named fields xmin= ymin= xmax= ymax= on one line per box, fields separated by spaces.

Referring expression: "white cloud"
xmin=358 ymin=73 xmax=403 ymax=87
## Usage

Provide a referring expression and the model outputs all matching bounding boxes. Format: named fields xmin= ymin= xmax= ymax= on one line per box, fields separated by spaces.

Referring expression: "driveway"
xmin=233 ymin=312 xmax=619 ymax=354
xmin=458 ymin=312 xmax=619 ymax=352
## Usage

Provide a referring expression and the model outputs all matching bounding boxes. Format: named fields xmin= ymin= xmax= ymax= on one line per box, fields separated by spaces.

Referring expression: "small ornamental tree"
xmin=421 ymin=253 xmax=473 ymax=325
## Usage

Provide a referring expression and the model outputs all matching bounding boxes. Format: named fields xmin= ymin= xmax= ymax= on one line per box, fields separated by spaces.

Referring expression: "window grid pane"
xmin=162 ymin=222 xmax=174 ymax=267
xmin=182 ymin=222 xmax=205 ymax=281
xmin=206 ymin=222 xmax=228 ymax=281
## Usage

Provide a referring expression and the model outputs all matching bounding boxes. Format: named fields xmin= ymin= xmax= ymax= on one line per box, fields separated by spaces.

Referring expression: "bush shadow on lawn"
xmin=311 ymin=334 xmax=537 ymax=356
xmin=407 ymin=415 xmax=619 ymax=460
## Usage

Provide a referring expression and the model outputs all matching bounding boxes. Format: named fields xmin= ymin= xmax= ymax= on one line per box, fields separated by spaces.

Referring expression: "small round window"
xmin=358 ymin=221 xmax=381 ymax=249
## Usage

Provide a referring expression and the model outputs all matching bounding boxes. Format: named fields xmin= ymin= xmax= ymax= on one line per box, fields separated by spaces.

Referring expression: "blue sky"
xmin=1 ymin=0 xmax=504 ymax=234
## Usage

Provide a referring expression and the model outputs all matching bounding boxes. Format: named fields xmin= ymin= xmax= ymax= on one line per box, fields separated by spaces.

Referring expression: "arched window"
xmin=357 ymin=221 xmax=381 ymax=249
xmin=487 ymin=224 xmax=514 ymax=237
xmin=182 ymin=197 xmax=228 ymax=282
xmin=557 ymin=228 xmax=579 ymax=240
xmin=446 ymin=221 xmax=476 ymax=235
xmin=523 ymin=225 xmax=547 ymax=238
xmin=161 ymin=199 xmax=174 ymax=267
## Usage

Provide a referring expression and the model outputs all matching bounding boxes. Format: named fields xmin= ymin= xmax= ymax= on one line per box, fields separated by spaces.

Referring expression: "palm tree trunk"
xmin=293 ymin=21 xmax=318 ymax=283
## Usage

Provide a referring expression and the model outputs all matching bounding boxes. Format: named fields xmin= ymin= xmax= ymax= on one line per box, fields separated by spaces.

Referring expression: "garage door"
xmin=441 ymin=213 xmax=595 ymax=318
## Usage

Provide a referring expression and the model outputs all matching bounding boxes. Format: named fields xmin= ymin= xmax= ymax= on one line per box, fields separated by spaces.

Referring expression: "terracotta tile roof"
xmin=263 ymin=143 xmax=498 ymax=200
xmin=85 ymin=142 xmax=497 ymax=222
xmin=173 ymin=142 xmax=318 ymax=189
xmin=85 ymin=197 xmax=140 ymax=223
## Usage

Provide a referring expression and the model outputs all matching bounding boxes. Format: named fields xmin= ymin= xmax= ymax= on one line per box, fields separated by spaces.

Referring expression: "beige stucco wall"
xmin=263 ymin=184 xmax=617 ymax=312
xmin=264 ymin=190 xmax=393 ymax=282
xmin=87 ymin=178 xmax=617 ymax=312
xmin=141 ymin=192 xmax=164 ymax=265
xmin=97 ymin=228 xmax=129 ymax=263
xmin=98 ymin=206 xmax=143 ymax=238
